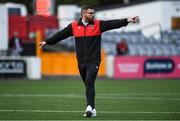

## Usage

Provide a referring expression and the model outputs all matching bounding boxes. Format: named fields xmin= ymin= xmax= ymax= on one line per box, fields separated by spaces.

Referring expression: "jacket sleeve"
xmin=100 ymin=18 xmax=129 ymax=33
xmin=45 ymin=24 xmax=73 ymax=45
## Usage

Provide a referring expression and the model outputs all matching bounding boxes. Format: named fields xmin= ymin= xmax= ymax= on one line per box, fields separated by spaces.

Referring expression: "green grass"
xmin=0 ymin=78 xmax=180 ymax=120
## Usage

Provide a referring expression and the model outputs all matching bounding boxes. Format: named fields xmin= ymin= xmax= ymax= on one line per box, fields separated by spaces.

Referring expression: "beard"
xmin=85 ymin=16 xmax=94 ymax=23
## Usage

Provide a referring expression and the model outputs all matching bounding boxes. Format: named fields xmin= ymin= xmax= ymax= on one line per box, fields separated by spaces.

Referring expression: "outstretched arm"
xmin=38 ymin=24 xmax=73 ymax=48
xmin=100 ymin=16 xmax=138 ymax=33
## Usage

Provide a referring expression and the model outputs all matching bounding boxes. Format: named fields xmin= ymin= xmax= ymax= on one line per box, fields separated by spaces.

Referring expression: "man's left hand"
xmin=127 ymin=16 xmax=139 ymax=23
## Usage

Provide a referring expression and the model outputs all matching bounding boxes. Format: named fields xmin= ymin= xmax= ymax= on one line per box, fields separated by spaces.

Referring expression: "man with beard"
xmin=38 ymin=5 xmax=138 ymax=117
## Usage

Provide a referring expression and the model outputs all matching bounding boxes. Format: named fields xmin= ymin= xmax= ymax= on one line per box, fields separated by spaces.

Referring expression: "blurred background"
xmin=1 ymin=0 xmax=180 ymax=120
xmin=0 ymin=0 xmax=180 ymax=79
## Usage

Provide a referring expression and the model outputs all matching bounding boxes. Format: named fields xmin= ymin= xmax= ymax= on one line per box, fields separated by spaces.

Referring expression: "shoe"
xmin=83 ymin=105 xmax=97 ymax=117
xmin=91 ymin=108 xmax=97 ymax=117
xmin=83 ymin=105 xmax=92 ymax=117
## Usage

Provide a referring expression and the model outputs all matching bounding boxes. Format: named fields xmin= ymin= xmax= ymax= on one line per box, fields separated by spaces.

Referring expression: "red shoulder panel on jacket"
xmin=72 ymin=20 xmax=101 ymax=37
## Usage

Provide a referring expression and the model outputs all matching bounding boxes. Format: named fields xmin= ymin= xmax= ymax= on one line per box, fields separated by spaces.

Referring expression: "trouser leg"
xmin=86 ymin=63 xmax=99 ymax=109
xmin=78 ymin=63 xmax=99 ymax=109
xmin=78 ymin=63 xmax=86 ymax=84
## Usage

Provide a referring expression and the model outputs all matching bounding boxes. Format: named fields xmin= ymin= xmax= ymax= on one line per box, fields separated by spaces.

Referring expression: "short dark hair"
xmin=81 ymin=5 xmax=94 ymax=14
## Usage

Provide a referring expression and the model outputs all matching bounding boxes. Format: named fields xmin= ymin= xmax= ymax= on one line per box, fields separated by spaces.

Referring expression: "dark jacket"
xmin=46 ymin=18 xmax=128 ymax=64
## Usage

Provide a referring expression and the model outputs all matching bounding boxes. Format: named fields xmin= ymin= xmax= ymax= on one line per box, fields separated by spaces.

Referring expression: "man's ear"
xmin=81 ymin=11 xmax=85 ymax=17
xmin=81 ymin=13 xmax=83 ymax=17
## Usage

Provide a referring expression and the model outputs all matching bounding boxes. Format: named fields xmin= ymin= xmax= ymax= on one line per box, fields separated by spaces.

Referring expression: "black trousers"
xmin=78 ymin=63 xmax=99 ymax=109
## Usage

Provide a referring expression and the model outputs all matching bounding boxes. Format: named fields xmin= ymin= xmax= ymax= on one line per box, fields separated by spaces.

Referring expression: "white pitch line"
xmin=1 ymin=92 xmax=180 ymax=97
xmin=0 ymin=109 xmax=83 ymax=113
xmin=0 ymin=109 xmax=180 ymax=114
xmin=0 ymin=94 xmax=84 ymax=98
xmin=99 ymin=93 xmax=180 ymax=96
xmin=0 ymin=110 xmax=180 ymax=114
xmin=0 ymin=94 xmax=180 ymax=101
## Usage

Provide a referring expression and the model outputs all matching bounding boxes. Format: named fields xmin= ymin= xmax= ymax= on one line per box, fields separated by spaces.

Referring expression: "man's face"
xmin=82 ymin=9 xmax=95 ymax=22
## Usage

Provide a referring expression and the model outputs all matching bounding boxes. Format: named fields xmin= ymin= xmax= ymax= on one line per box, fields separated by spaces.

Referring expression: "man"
xmin=9 ymin=31 xmax=23 ymax=56
xmin=39 ymin=5 xmax=138 ymax=117
xmin=116 ymin=38 xmax=129 ymax=55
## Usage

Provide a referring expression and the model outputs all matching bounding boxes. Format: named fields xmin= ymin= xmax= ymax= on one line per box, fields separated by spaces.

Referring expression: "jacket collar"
xmin=78 ymin=18 xmax=94 ymax=26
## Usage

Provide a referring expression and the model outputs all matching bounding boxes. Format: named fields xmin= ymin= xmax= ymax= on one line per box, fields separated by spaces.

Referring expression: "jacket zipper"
xmin=83 ymin=26 xmax=86 ymax=61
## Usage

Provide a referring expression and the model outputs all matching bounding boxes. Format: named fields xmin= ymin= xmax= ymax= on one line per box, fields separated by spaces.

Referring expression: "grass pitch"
xmin=0 ymin=78 xmax=180 ymax=120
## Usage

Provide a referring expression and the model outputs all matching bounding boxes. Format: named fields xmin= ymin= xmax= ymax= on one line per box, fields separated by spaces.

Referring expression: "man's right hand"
xmin=38 ymin=41 xmax=46 ymax=48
